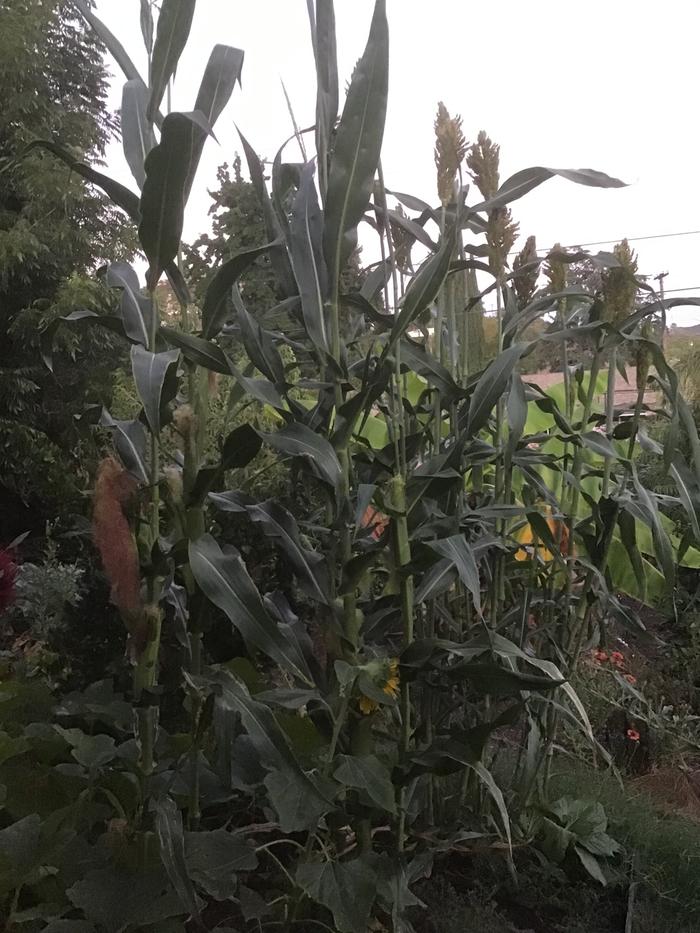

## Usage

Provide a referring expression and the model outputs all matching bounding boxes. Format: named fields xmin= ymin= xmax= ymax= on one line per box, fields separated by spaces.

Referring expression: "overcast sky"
xmin=95 ymin=0 xmax=700 ymax=324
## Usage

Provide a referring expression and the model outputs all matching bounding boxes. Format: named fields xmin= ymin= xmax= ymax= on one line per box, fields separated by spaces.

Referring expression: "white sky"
xmin=95 ymin=0 xmax=700 ymax=324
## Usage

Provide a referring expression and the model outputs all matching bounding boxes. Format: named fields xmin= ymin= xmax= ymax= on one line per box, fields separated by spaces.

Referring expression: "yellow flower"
xmin=358 ymin=658 xmax=400 ymax=715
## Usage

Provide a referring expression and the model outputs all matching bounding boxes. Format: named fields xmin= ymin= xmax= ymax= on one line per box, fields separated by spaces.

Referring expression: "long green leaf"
xmin=148 ymin=0 xmax=197 ymax=121
xmin=312 ymin=0 xmax=338 ymax=195
xmin=24 ymin=140 xmax=140 ymax=220
xmin=475 ymin=166 xmax=626 ymax=212
xmin=189 ymin=535 xmax=312 ymax=683
xmin=261 ymin=424 xmax=342 ymax=491
xmin=154 ymin=798 xmax=201 ymax=921
xmin=121 ymin=79 xmax=156 ymax=189
xmin=130 ymin=346 xmax=179 ymax=435
xmin=427 ymin=536 xmax=481 ymax=614
xmin=323 ymin=0 xmax=388 ymax=286
xmin=289 ymin=161 xmax=329 ymax=355
xmin=467 ymin=343 xmax=527 ymax=436
xmin=160 ymin=327 xmax=232 ymax=374
xmin=194 ymin=44 xmax=244 ymax=129
xmin=104 ymin=264 xmax=155 ymax=347
xmin=139 ymin=111 xmax=208 ymax=290
xmin=100 ymin=411 xmax=149 ymax=483
xmin=202 ymin=243 xmax=274 ymax=339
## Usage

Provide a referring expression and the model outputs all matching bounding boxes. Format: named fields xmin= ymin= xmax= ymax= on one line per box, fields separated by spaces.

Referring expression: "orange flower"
xmin=626 ymin=728 xmax=640 ymax=742
xmin=514 ymin=512 xmax=573 ymax=562
xmin=594 ymin=649 xmax=608 ymax=663
xmin=624 ymin=674 xmax=637 ymax=685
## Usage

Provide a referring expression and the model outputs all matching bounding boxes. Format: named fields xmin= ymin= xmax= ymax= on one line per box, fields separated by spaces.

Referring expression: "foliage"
xmin=0 ymin=0 xmax=135 ymax=530
xmin=4 ymin=0 xmax=700 ymax=930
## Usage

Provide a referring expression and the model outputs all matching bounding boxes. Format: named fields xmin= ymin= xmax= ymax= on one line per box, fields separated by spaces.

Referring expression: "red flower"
xmin=624 ymin=674 xmax=637 ymax=685
xmin=626 ymin=728 xmax=640 ymax=742
xmin=594 ymin=649 xmax=608 ymax=663
xmin=611 ymin=650 xmax=625 ymax=668
xmin=0 ymin=549 xmax=18 ymax=614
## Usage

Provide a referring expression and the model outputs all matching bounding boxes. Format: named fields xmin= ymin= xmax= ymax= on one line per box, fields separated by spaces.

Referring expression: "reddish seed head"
xmin=93 ymin=457 xmax=141 ymax=616
xmin=626 ymin=728 xmax=640 ymax=742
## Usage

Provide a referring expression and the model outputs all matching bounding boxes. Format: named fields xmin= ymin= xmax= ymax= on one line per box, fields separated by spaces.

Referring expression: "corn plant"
xmin=10 ymin=0 xmax=700 ymax=929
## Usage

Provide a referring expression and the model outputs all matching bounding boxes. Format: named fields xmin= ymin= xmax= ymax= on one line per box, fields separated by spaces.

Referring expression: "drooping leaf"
xmin=289 ymin=161 xmax=329 ymax=355
xmin=160 ymin=327 xmax=232 ymax=374
xmin=202 ymin=243 xmax=274 ymax=339
xmin=261 ymin=423 xmax=342 ymax=491
xmin=189 ymin=535 xmax=311 ymax=683
xmin=221 ymin=424 xmax=264 ymax=471
xmin=24 ymin=140 xmax=140 ymax=220
xmin=100 ymin=411 xmax=149 ymax=483
xmin=154 ymin=797 xmax=201 ymax=921
xmin=427 ymin=535 xmax=481 ymax=614
xmin=617 ymin=509 xmax=647 ymax=601
xmin=139 ymin=111 xmax=211 ymax=289
xmin=400 ymin=339 xmax=464 ymax=401
xmin=103 ymin=263 xmax=155 ymax=346
xmin=148 ymin=0 xmax=197 ymax=121
xmin=243 ymin=500 xmax=331 ymax=604
xmin=467 ymin=343 xmax=527 ymax=436
xmin=414 ymin=557 xmax=458 ymax=603
xmin=323 ymin=0 xmax=388 ymax=283
xmin=235 ymin=295 xmax=286 ymax=385
xmin=631 ymin=477 xmax=676 ymax=587
xmin=506 ymin=373 xmax=527 ymax=454
xmin=333 ymin=754 xmax=395 ymax=813
xmin=194 ymin=44 xmax=244 ymax=129
xmin=211 ymin=671 xmax=333 ymax=814
xmin=131 ymin=346 xmax=180 ymax=435
xmin=296 ymin=857 xmax=376 ymax=933
xmin=476 ymin=166 xmax=626 ymax=213
xmin=121 ymin=79 xmax=156 ymax=189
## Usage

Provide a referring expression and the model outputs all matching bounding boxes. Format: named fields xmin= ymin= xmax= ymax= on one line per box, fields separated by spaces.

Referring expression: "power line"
xmin=510 ymin=229 xmax=700 ymax=256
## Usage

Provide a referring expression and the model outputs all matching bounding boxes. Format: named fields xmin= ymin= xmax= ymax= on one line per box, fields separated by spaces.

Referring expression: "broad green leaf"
xmin=155 ymin=798 xmax=201 ymax=920
xmin=333 ymin=754 xmax=396 ymax=813
xmin=296 ymin=857 xmax=376 ymax=933
xmin=323 ymin=0 xmax=388 ymax=285
xmin=467 ymin=343 xmax=527 ymax=436
xmin=131 ymin=346 xmax=179 ymax=435
xmin=104 ymin=263 xmax=155 ymax=346
xmin=574 ymin=845 xmax=607 ymax=885
xmin=475 ymin=166 xmax=626 ymax=212
xmin=670 ymin=458 xmax=700 ymax=543
xmin=261 ymin=423 xmax=342 ymax=491
xmin=100 ymin=410 xmax=149 ymax=483
xmin=24 ymin=140 xmax=140 ymax=220
xmin=579 ymin=431 xmax=622 ymax=461
xmin=121 ymin=78 xmax=156 ymax=189
xmin=212 ymin=671 xmax=333 ymax=814
xmin=148 ymin=0 xmax=197 ymax=121
xmin=184 ymin=828 xmax=257 ymax=902
xmin=264 ymin=769 xmax=336 ymax=833
xmin=414 ymin=557 xmax=458 ymax=603
xmin=202 ymin=243 xmax=274 ymax=339
xmin=244 ymin=500 xmax=331 ymax=604
xmin=140 ymin=111 xmax=211 ymax=289
xmin=628 ymin=480 xmax=675 ymax=587
xmin=289 ymin=161 xmax=329 ymax=355
xmin=617 ymin=509 xmax=647 ymax=601
xmin=67 ymin=868 xmax=183 ymax=932
xmin=55 ymin=728 xmax=117 ymax=771
xmin=427 ymin=535 xmax=481 ymax=614
xmin=160 ymin=327 xmax=232 ymax=374
xmin=194 ymin=44 xmax=244 ymax=130
xmin=506 ymin=373 xmax=528 ymax=454
xmin=189 ymin=535 xmax=311 ymax=683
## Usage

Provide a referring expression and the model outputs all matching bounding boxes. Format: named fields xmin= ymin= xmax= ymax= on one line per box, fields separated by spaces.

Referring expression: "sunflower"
xmin=358 ymin=658 xmax=400 ymax=715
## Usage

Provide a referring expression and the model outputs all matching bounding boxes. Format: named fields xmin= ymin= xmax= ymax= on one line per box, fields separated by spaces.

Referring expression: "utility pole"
xmin=654 ymin=271 xmax=669 ymax=350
